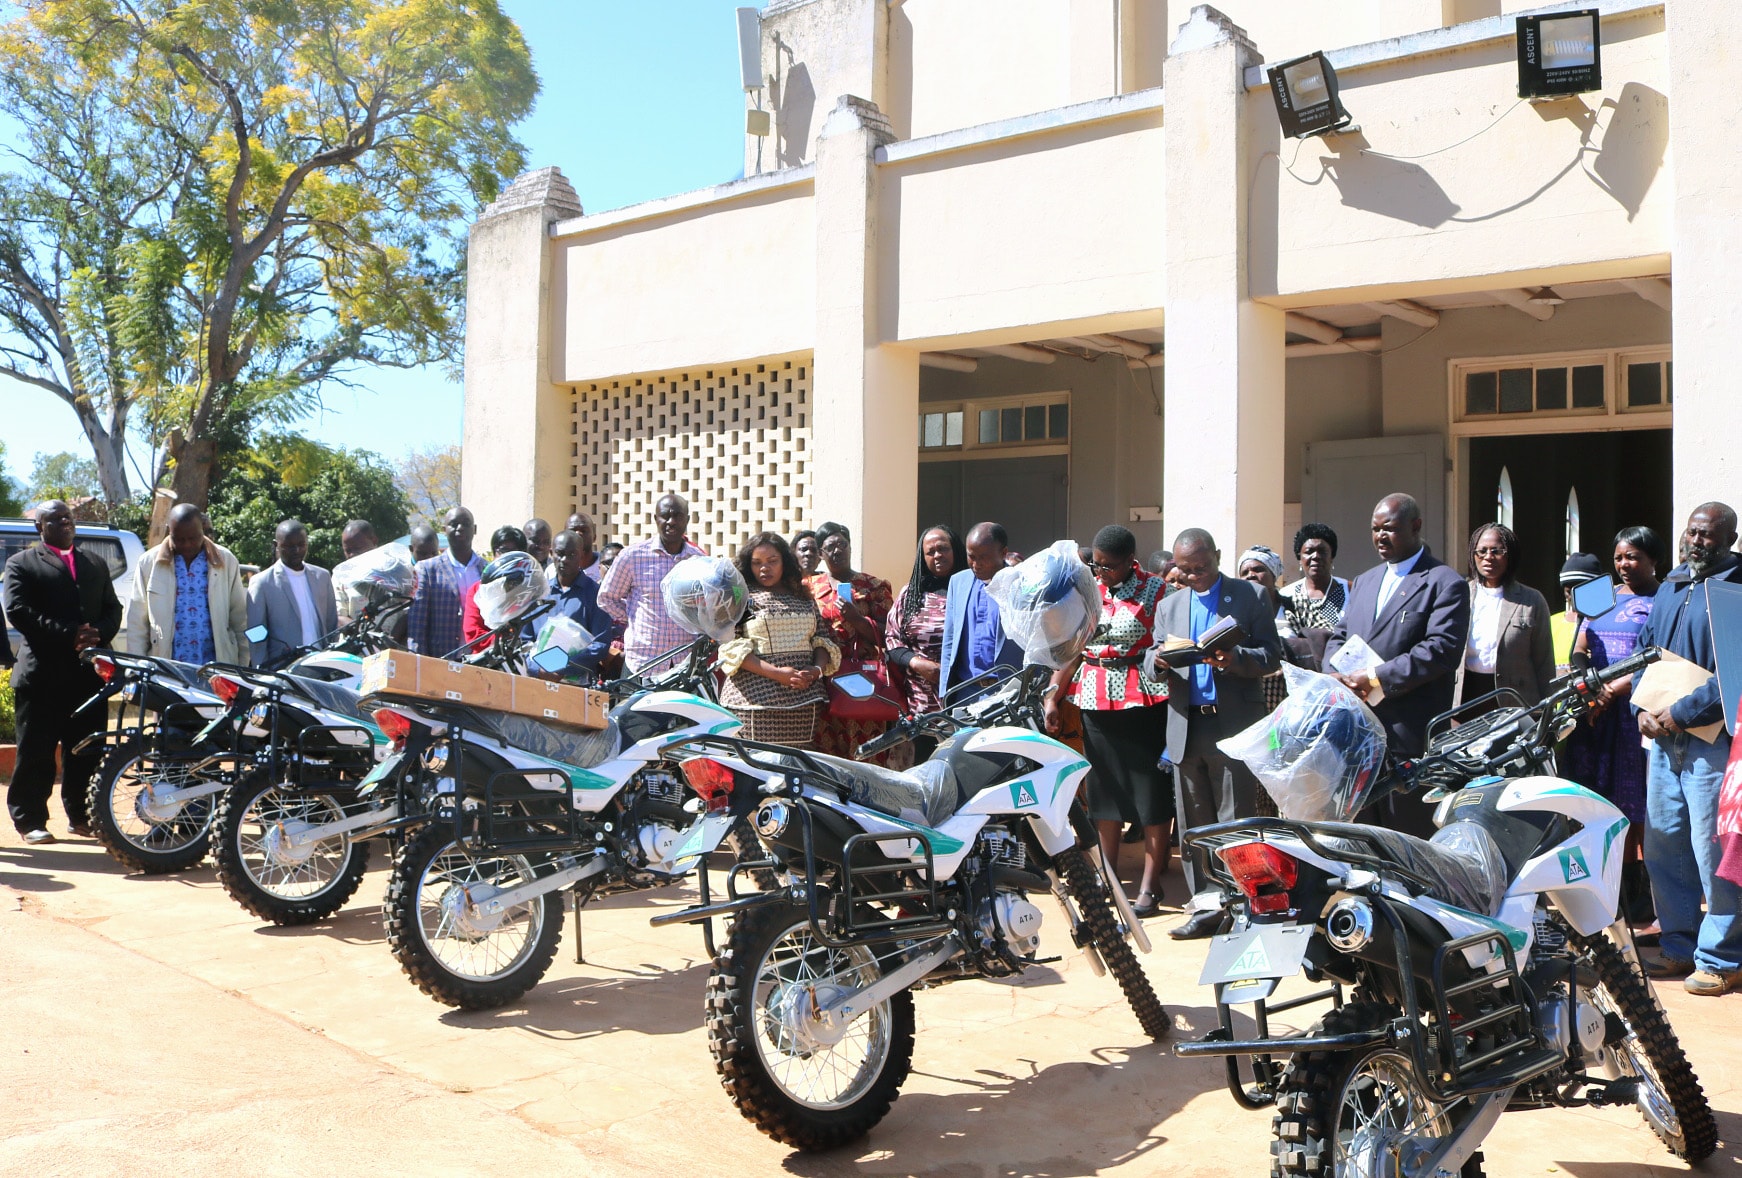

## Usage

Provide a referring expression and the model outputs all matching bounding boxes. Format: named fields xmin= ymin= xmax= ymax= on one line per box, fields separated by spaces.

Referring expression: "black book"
xmin=1152 ymin=616 xmax=1247 ymax=669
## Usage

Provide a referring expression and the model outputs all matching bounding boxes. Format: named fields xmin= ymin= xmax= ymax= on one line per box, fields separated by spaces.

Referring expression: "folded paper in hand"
xmin=1328 ymin=634 xmax=1386 ymax=706
xmin=1635 ymin=650 xmax=1723 ymax=745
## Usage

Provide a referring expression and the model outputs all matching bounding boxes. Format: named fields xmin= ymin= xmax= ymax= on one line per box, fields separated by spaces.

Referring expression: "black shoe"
xmin=1131 ymin=890 xmax=1161 ymax=919
xmin=1169 ymin=909 xmax=1223 ymax=941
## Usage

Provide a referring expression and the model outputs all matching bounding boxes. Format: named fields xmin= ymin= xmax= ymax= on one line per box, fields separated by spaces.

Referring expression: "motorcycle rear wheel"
xmin=706 ymin=900 xmax=915 ymax=1151
xmin=383 ymin=823 xmax=563 ymax=1010
xmin=212 ymin=779 xmax=371 ymax=925
xmin=85 ymin=741 xmax=214 ymax=874
xmin=1271 ymin=1002 xmax=1486 ymax=1178
xmin=1572 ymin=927 xmax=1718 ymax=1162
xmin=1055 ymin=847 xmax=1170 ymax=1041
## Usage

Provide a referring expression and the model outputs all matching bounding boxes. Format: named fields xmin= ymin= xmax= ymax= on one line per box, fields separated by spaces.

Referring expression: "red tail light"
xmin=372 ymin=708 xmax=414 ymax=752
xmin=680 ymin=757 xmax=736 ymax=810
xmin=92 ymin=655 xmax=117 ymax=683
xmin=210 ymin=674 xmax=245 ymax=706
xmin=1219 ymin=842 xmax=1299 ymax=915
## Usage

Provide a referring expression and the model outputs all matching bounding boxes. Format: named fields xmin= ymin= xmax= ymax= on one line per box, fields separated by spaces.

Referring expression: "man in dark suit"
xmin=1 ymin=501 xmax=122 ymax=843
xmin=1324 ymin=492 xmax=1470 ymax=836
xmin=1154 ymin=527 xmax=1283 ymax=938
xmin=938 ymin=522 xmax=1023 ymax=701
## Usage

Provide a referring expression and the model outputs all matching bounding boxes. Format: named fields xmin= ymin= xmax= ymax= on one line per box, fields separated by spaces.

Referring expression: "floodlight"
xmin=1268 ymin=52 xmax=1353 ymax=140
xmin=1517 ymin=9 xmax=1601 ymax=99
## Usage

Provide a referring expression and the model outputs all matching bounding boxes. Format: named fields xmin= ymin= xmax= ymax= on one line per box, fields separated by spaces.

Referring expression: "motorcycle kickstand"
xmin=573 ymin=885 xmax=595 ymax=965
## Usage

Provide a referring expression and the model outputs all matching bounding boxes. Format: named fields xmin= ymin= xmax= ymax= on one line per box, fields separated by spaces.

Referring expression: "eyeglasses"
xmin=1088 ymin=560 xmax=1128 ymax=574
xmin=1473 ymin=547 xmax=1509 ymax=559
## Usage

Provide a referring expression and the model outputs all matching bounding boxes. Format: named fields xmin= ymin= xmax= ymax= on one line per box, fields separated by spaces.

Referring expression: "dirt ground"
xmin=0 ymin=819 xmax=1736 ymax=1177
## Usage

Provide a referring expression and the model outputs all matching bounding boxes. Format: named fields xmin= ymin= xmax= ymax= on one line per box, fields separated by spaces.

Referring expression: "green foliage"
xmin=206 ymin=433 xmax=408 ymax=568
xmin=0 ymin=668 xmax=14 ymax=744
xmin=26 ymin=451 xmax=102 ymax=504
xmin=394 ymin=443 xmax=462 ymax=522
xmin=0 ymin=0 xmax=538 ymax=505
xmin=0 ymin=442 xmax=24 ymax=516
xmin=106 ymin=493 xmax=156 ymax=542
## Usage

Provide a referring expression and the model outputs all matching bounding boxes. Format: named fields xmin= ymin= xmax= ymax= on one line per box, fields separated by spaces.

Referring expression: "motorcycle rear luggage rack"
xmin=470 ymin=768 xmax=586 ymax=851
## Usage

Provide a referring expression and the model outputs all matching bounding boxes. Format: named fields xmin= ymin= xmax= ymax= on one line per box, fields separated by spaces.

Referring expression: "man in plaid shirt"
xmin=407 ymin=507 xmax=483 ymax=657
xmin=598 ymin=493 xmax=705 ymax=673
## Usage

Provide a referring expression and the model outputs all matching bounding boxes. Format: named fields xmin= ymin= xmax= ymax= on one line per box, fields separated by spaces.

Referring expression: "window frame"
xmin=1447 ymin=347 xmax=1672 ymax=437
xmin=917 ymin=390 xmax=1070 ymax=462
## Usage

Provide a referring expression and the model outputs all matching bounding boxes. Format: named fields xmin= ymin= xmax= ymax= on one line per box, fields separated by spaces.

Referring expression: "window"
xmin=918 ymin=409 xmax=964 ymax=450
xmin=921 ymin=393 xmax=1069 ymax=453
xmin=1453 ymin=349 xmax=1668 ymax=426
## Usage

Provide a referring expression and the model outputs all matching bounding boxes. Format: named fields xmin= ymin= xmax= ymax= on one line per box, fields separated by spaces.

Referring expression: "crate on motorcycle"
xmin=1429 ymin=929 xmax=1557 ymax=1094
xmin=466 ymin=768 xmax=585 ymax=852
xmin=361 ymin=650 xmax=608 ymax=729
xmin=833 ymin=829 xmax=950 ymax=944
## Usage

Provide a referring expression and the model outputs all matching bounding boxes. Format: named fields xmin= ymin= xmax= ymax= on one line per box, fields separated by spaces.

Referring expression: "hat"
xmin=1239 ymin=545 xmax=1284 ymax=580
xmin=1559 ymin=553 xmax=1604 ymax=586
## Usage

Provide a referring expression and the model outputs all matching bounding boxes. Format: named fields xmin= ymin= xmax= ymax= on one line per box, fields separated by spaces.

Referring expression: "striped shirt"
xmin=597 ymin=535 xmax=707 ymax=672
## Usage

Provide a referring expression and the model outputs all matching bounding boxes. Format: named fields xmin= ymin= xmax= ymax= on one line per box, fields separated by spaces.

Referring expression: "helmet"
xmin=661 ymin=555 xmax=748 ymax=643
xmin=332 ymin=544 xmax=416 ymax=603
xmin=476 ymin=551 xmax=549 ymax=628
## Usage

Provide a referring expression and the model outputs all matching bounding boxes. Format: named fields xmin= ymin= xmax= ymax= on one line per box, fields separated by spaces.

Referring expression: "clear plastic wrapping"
xmin=333 ymin=544 xmax=416 ymax=603
xmin=475 ymin=552 xmax=549 ymax=630
xmin=661 ymin=555 xmax=748 ymax=643
xmin=985 ymin=540 xmax=1100 ymax=669
xmin=1217 ymin=662 xmax=1389 ymax=822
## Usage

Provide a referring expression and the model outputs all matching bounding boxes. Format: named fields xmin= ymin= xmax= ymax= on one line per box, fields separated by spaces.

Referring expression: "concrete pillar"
xmin=460 ymin=167 xmax=582 ymax=533
xmin=1161 ymin=7 xmax=1287 ymax=560
xmin=811 ymin=95 xmax=921 ymax=585
xmin=1666 ymin=4 xmax=1742 ymax=527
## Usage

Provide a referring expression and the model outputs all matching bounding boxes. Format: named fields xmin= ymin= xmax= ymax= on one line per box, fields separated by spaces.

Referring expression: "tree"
xmin=207 ymin=433 xmax=408 ymax=569
xmin=26 ymin=450 xmax=102 ymax=504
xmin=0 ymin=441 xmax=24 ymax=516
xmin=394 ymin=442 xmax=462 ymax=522
xmin=0 ymin=0 xmax=537 ymax=518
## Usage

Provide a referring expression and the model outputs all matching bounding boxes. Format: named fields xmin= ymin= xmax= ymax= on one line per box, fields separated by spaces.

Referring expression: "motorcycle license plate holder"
xmin=1199 ymin=923 xmax=1313 ymax=989
xmin=359 ymin=751 xmax=401 ymax=788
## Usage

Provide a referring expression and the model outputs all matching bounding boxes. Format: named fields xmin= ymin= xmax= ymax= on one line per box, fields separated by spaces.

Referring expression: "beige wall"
xmin=1255 ymin=8 xmax=1671 ymax=304
xmin=1166 ymin=0 xmax=1479 ymax=64
xmin=550 ymin=181 xmax=817 ymax=384
xmin=1284 ymin=352 xmax=1384 ymax=503
xmin=750 ymin=0 xmax=885 ymax=175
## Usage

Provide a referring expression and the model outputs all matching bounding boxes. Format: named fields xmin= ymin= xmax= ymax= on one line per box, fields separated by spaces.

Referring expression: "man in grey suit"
xmin=247 ymin=519 xmax=339 ymax=665
xmin=1154 ymin=528 xmax=1283 ymax=938
xmin=1324 ymin=493 xmax=1470 ymax=836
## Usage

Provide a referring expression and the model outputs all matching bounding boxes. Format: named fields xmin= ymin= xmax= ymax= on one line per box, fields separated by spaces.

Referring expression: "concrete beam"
xmin=1285 ymin=337 xmax=1382 ymax=358
xmin=1284 ymin=312 xmax=1344 ymax=345
xmin=920 ymin=352 xmax=979 ymax=373
xmin=1125 ymin=351 xmax=1166 ymax=370
xmin=1490 ymin=288 xmax=1556 ymax=321
xmin=1364 ymin=299 xmax=1439 ymax=328
xmin=979 ymin=343 xmax=1058 ymax=364
xmin=1621 ymin=277 xmax=1672 ymax=311
xmin=1082 ymin=333 xmax=1155 ymax=359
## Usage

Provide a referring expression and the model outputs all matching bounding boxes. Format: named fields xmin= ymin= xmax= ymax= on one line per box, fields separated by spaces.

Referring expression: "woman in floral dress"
xmin=885 ymin=526 xmax=964 ymax=757
xmin=718 ymin=533 xmax=840 ymax=746
xmin=807 ymin=521 xmax=896 ymax=760
xmin=1045 ymin=525 xmax=1173 ymax=917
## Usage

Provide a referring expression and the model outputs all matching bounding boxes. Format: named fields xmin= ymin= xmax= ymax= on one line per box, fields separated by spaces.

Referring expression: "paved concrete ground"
xmin=1 ymin=818 xmax=1737 ymax=1177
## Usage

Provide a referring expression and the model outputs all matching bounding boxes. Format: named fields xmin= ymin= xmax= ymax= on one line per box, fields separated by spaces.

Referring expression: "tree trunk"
xmin=150 ymin=433 xmax=218 ymax=543
xmin=69 ymin=398 xmax=132 ymax=506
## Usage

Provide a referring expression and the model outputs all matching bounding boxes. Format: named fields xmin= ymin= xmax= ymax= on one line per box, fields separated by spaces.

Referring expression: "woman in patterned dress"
xmin=1278 ymin=523 xmax=1350 ymax=668
xmin=1564 ymin=525 xmax=1666 ymax=926
xmin=1045 ymin=525 xmax=1173 ymax=917
xmin=717 ymin=533 xmax=841 ymax=746
xmin=885 ymin=525 xmax=964 ymax=733
xmin=807 ymin=521 xmax=896 ymax=759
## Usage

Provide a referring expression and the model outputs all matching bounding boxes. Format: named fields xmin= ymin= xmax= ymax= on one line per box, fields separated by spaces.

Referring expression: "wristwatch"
xmin=1367 ymin=671 xmax=1381 ymax=694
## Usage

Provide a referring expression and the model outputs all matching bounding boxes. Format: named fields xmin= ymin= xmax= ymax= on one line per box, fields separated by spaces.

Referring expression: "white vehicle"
xmin=1174 ymin=645 xmax=1717 ymax=1176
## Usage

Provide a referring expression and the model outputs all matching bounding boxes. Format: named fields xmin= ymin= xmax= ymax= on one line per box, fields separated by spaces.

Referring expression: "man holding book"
xmin=1151 ymin=527 xmax=1283 ymax=939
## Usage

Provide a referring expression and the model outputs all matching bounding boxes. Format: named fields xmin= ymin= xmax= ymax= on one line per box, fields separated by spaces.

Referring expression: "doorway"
xmin=918 ymin=455 xmax=1069 ymax=558
xmin=1465 ymin=429 xmax=1672 ymax=601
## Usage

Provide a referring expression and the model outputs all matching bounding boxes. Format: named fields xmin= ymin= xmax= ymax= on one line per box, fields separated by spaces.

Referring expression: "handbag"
xmin=827 ymin=657 xmax=903 ymax=722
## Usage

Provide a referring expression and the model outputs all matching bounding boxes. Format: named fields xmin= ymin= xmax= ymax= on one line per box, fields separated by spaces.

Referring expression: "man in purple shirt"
xmin=939 ymin=522 xmax=1023 ymax=700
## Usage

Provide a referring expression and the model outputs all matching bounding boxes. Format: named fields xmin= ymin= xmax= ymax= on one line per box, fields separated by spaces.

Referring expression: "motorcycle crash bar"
xmin=649 ymin=890 xmax=787 ymax=929
xmin=1172 ymin=1025 xmax=1390 ymax=1059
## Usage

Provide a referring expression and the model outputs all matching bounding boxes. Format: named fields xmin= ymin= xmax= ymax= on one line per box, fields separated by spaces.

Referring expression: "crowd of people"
xmin=4 ymin=488 xmax=1739 ymax=998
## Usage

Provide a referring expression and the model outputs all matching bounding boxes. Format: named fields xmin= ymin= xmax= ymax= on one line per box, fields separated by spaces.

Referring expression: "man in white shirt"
xmin=248 ymin=520 xmax=340 ymax=665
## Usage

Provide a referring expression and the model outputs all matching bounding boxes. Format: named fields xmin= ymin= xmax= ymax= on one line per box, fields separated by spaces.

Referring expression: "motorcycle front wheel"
xmin=1054 ymin=846 xmax=1170 ymax=1041
xmin=1271 ymin=1002 xmax=1486 ymax=1178
xmin=85 ymin=741 xmax=215 ymax=873
xmin=706 ymin=900 xmax=915 ymax=1151
xmin=212 ymin=779 xmax=371 ymax=925
xmin=382 ymin=823 xmax=563 ymax=1010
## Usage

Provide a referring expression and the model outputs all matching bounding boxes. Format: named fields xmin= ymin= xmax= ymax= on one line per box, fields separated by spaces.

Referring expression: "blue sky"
xmin=0 ymin=0 xmax=750 ymax=487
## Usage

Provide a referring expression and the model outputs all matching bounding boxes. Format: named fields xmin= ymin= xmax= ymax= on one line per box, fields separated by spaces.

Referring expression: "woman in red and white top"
xmin=1045 ymin=525 xmax=1174 ymax=918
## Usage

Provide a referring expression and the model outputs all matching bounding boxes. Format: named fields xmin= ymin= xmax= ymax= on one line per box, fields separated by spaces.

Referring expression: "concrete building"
xmin=462 ymin=0 xmax=1721 ymax=599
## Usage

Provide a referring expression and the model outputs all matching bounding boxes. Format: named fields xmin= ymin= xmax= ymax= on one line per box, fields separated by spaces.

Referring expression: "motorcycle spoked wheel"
xmin=1054 ymin=847 xmax=1171 ymax=1041
xmin=212 ymin=778 xmax=371 ymax=925
xmin=1569 ymin=927 xmax=1719 ymax=1162
xmin=84 ymin=740 xmax=215 ymax=874
xmin=382 ymin=823 xmax=563 ymax=1010
xmin=706 ymin=899 xmax=915 ymax=1151
xmin=1271 ymin=1002 xmax=1486 ymax=1178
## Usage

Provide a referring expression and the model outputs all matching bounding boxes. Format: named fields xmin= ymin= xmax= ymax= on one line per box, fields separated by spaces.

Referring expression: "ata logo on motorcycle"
xmin=1228 ymin=939 xmax=1272 ymax=977
xmin=1559 ymin=847 xmax=1592 ymax=883
xmin=1009 ymin=781 xmax=1040 ymax=808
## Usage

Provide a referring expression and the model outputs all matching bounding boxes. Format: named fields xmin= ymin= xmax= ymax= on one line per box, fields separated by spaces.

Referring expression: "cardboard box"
xmin=360 ymin=651 xmax=513 ymax=710
xmin=509 ymin=677 xmax=610 ymax=730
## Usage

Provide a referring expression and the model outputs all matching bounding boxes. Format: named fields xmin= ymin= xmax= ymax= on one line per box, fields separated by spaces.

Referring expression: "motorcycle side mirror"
xmin=528 ymin=647 xmax=570 ymax=675
xmin=833 ymin=672 xmax=876 ymax=700
xmin=245 ymin=624 xmax=269 ymax=643
xmin=1571 ymin=577 xmax=1617 ymax=620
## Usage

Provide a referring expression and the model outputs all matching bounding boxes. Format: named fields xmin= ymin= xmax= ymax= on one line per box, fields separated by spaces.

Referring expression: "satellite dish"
xmin=1497 ymin=467 xmax=1514 ymax=530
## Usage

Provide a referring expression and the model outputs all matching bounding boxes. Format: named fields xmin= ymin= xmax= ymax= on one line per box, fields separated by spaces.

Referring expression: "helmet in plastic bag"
xmin=476 ymin=551 xmax=549 ymax=629
xmin=984 ymin=540 xmax=1100 ymax=669
xmin=1218 ymin=663 xmax=1389 ymax=822
xmin=661 ymin=555 xmax=748 ymax=643
xmin=332 ymin=544 xmax=416 ymax=604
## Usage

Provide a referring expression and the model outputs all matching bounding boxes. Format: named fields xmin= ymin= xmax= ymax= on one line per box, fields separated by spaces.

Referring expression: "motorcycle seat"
xmin=280 ymin=675 xmax=368 ymax=722
xmin=467 ymin=708 xmax=621 ymax=775
xmin=1312 ymin=820 xmax=1509 ymax=917
xmin=787 ymin=751 xmax=961 ymax=829
xmin=152 ymin=658 xmax=210 ymax=689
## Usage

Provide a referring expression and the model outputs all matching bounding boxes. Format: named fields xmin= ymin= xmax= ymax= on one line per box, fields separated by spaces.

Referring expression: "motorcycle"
xmin=1172 ymin=646 xmax=1719 ymax=1175
xmin=658 ymin=663 xmax=1169 ymax=1152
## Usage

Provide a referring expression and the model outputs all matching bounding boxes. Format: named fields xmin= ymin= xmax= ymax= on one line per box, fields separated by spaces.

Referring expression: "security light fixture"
xmin=1517 ymin=9 xmax=1601 ymax=99
xmin=1268 ymin=52 xmax=1353 ymax=140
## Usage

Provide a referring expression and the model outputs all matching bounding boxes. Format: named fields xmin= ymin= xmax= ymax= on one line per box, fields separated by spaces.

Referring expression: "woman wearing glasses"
xmin=1454 ymin=522 xmax=1554 ymax=712
xmin=1044 ymin=525 xmax=1174 ymax=917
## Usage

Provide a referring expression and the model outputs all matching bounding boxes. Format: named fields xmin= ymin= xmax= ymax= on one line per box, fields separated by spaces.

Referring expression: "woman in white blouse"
xmin=1455 ymin=523 xmax=1554 ymax=712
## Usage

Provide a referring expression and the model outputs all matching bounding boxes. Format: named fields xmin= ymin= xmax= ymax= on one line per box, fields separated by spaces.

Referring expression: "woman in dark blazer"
xmin=1455 ymin=523 xmax=1554 ymax=710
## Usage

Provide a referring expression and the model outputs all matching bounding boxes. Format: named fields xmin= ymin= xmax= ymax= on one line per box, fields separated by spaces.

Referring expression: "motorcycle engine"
xmin=1538 ymin=986 xmax=1608 ymax=1058
xmin=980 ymin=890 xmax=1045 ymax=958
xmin=637 ymin=822 xmax=684 ymax=867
